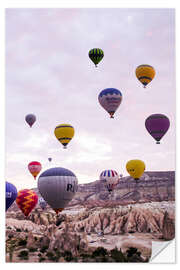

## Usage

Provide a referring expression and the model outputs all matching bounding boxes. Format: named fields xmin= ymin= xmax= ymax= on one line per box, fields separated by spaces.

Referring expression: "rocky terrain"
xmin=6 ymin=171 xmax=175 ymax=262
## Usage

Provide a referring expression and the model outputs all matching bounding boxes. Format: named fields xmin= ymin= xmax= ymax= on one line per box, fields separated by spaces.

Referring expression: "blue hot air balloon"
xmin=6 ymin=182 xmax=17 ymax=211
xmin=98 ymin=88 xmax=123 ymax=118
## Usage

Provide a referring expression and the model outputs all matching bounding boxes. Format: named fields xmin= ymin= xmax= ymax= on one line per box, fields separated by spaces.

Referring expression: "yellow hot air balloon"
xmin=126 ymin=159 xmax=145 ymax=180
xmin=54 ymin=124 xmax=75 ymax=149
xmin=135 ymin=64 xmax=155 ymax=88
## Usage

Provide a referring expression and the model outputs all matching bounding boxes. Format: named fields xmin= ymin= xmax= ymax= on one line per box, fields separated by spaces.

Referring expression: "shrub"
xmin=63 ymin=250 xmax=73 ymax=262
xmin=39 ymin=257 xmax=46 ymax=262
xmin=18 ymin=250 xmax=29 ymax=260
xmin=110 ymin=247 xmax=127 ymax=262
xmin=92 ymin=247 xmax=108 ymax=257
xmin=40 ymin=246 xmax=48 ymax=253
xmin=126 ymin=247 xmax=141 ymax=258
xmin=18 ymin=239 xmax=27 ymax=246
xmin=29 ymin=247 xmax=38 ymax=252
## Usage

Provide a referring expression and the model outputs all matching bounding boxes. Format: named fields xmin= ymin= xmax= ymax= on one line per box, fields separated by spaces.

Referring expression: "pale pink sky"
xmin=6 ymin=8 xmax=175 ymax=190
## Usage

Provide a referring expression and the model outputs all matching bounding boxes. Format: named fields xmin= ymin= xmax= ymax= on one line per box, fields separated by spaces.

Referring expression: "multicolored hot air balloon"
xmin=48 ymin=158 xmax=52 ymax=162
xmin=54 ymin=124 xmax=75 ymax=149
xmin=145 ymin=114 xmax=170 ymax=144
xmin=16 ymin=189 xmax=38 ymax=217
xmin=25 ymin=114 xmax=36 ymax=127
xmin=89 ymin=48 xmax=104 ymax=67
xmin=126 ymin=160 xmax=145 ymax=181
xmin=6 ymin=182 xmax=17 ymax=211
xmin=98 ymin=88 xmax=123 ymax=118
xmin=135 ymin=65 xmax=155 ymax=88
xmin=100 ymin=170 xmax=119 ymax=193
xmin=38 ymin=167 xmax=78 ymax=215
xmin=39 ymin=197 xmax=47 ymax=210
xmin=28 ymin=161 xmax=42 ymax=179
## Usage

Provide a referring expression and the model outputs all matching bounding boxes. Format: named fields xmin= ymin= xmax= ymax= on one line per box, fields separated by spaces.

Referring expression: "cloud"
xmin=5 ymin=8 xmax=175 ymax=189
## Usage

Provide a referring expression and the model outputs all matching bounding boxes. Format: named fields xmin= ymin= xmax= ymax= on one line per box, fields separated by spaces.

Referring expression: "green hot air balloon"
xmin=89 ymin=48 xmax=104 ymax=67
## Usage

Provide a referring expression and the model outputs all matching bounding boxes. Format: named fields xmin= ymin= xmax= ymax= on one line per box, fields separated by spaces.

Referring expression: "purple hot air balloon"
xmin=25 ymin=114 xmax=36 ymax=127
xmin=145 ymin=114 xmax=170 ymax=144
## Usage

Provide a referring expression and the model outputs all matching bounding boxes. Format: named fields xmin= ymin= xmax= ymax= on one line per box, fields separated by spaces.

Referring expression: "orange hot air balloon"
xmin=16 ymin=189 xmax=38 ymax=217
xmin=28 ymin=161 xmax=42 ymax=179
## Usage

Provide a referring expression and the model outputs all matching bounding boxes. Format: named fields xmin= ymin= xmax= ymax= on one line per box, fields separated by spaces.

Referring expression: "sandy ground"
xmin=86 ymin=232 xmax=152 ymax=258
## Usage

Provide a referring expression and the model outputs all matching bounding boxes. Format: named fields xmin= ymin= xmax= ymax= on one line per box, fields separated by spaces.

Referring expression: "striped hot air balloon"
xmin=135 ymin=64 xmax=155 ymax=88
xmin=54 ymin=124 xmax=75 ymax=149
xmin=100 ymin=170 xmax=119 ymax=193
xmin=145 ymin=114 xmax=170 ymax=144
xmin=89 ymin=48 xmax=104 ymax=67
xmin=16 ymin=189 xmax=38 ymax=217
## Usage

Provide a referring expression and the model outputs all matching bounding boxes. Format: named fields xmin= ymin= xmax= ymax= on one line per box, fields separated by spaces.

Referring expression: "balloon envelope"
xmin=6 ymin=182 xmax=17 ymax=211
xmin=89 ymin=48 xmax=104 ymax=67
xmin=25 ymin=114 xmax=36 ymax=127
xmin=16 ymin=189 xmax=38 ymax=217
xmin=100 ymin=170 xmax=119 ymax=192
xmin=126 ymin=160 xmax=145 ymax=180
xmin=98 ymin=88 xmax=122 ymax=118
xmin=38 ymin=167 xmax=78 ymax=214
xmin=28 ymin=161 xmax=42 ymax=179
xmin=54 ymin=124 xmax=75 ymax=149
xmin=135 ymin=64 xmax=155 ymax=87
xmin=145 ymin=114 xmax=170 ymax=144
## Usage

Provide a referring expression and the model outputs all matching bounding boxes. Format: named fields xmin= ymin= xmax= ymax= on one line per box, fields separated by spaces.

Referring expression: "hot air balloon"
xmin=6 ymin=182 xmax=17 ymax=211
xmin=38 ymin=167 xmax=78 ymax=215
xmin=98 ymin=88 xmax=122 ymax=118
xmin=39 ymin=197 xmax=47 ymax=210
xmin=145 ymin=114 xmax=170 ymax=144
xmin=54 ymin=124 xmax=75 ymax=149
xmin=48 ymin=158 xmax=52 ymax=162
xmin=126 ymin=160 xmax=145 ymax=181
xmin=100 ymin=170 xmax=119 ymax=193
xmin=119 ymin=174 xmax=123 ymax=178
xmin=28 ymin=161 xmax=42 ymax=179
xmin=135 ymin=64 xmax=155 ymax=88
xmin=89 ymin=48 xmax=104 ymax=67
xmin=16 ymin=189 xmax=38 ymax=217
xmin=25 ymin=114 xmax=36 ymax=127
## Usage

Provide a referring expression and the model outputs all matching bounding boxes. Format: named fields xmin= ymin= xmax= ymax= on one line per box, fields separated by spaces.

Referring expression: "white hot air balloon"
xmin=100 ymin=170 xmax=119 ymax=193
xmin=38 ymin=167 xmax=78 ymax=215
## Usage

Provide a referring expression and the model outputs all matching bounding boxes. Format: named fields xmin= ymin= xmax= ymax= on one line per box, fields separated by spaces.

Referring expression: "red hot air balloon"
xmin=145 ymin=114 xmax=170 ymax=144
xmin=16 ymin=189 xmax=38 ymax=217
xmin=28 ymin=161 xmax=42 ymax=179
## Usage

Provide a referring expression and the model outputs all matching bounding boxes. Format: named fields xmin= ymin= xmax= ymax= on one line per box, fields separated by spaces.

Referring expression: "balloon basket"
xmin=156 ymin=141 xmax=160 ymax=144
xmin=63 ymin=146 xmax=67 ymax=149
